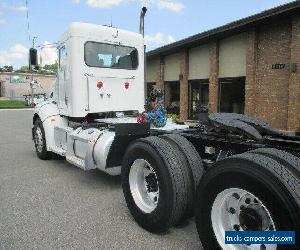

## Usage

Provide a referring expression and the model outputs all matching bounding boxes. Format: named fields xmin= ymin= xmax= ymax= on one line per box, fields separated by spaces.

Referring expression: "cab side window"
xmin=59 ymin=46 xmax=67 ymax=69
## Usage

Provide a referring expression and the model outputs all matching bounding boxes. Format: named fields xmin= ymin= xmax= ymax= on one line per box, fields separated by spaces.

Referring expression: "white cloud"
xmin=10 ymin=44 xmax=28 ymax=59
xmin=0 ymin=51 xmax=9 ymax=66
xmin=167 ymin=35 xmax=175 ymax=43
xmin=74 ymin=0 xmax=185 ymax=12
xmin=86 ymin=0 xmax=127 ymax=8
xmin=0 ymin=19 xmax=6 ymax=25
xmin=145 ymin=32 xmax=176 ymax=49
xmin=157 ymin=0 xmax=184 ymax=13
xmin=39 ymin=42 xmax=58 ymax=66
xmin=145 ymin=32 xmax=165 ymax=45
xmin=0 ymin=44 xmax=28 ymax=68
xmin=11 ymin=5 xmax=28 ymax=12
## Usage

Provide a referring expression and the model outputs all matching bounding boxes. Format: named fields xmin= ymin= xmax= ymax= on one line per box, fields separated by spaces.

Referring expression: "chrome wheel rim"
xmin=211 ymin=188 xmax=277 ymax=250
xmin=34 ymin=127 xmax=44 ymax=153
xmin=129 ymin=159 xmax=159 ymax=213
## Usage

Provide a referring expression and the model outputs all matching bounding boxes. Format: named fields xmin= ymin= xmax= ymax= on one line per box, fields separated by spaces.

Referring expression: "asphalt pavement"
xmin=0 ymin=109 xmax=202 ymax=250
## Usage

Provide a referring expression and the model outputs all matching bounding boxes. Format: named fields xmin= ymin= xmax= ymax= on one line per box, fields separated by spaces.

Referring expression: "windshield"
xmin=84 ymin=42 xmax=138 ymax=70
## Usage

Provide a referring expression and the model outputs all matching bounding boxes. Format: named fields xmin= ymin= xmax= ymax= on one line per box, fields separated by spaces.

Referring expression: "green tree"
xmin=1 ymin=65 xmax=13 ymax=72
xmin=15 ymin=63 xmax=58 ymax=75
xmin=16 ymin=65 xmax=30 ymax=73
xmin=43 ymin=63 xmax=58 ymax=73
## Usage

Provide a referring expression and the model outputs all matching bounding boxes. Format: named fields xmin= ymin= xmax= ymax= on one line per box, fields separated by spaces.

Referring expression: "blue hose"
xmin=146 ymin=108 xmax=167 ymax=128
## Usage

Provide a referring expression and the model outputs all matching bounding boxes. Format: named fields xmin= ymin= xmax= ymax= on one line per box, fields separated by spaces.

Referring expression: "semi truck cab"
xmin=32 ymin=22 xmax=187 ymax=174
xmin=55 ymin=22 xmax=145 ymax=117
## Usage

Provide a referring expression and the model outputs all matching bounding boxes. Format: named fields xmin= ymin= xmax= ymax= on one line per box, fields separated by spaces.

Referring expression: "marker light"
xmin=124 ymin=82 xmax=129 ymax=90
xmin=97 ymin=81 xmax=103 ymax=89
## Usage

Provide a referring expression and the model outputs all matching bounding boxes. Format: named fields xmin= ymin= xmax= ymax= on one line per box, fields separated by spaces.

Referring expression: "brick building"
xmin=0 ymin=72 xmax=55 ymax=100
xmin=146 ymin=1 xmax=300 ymax=132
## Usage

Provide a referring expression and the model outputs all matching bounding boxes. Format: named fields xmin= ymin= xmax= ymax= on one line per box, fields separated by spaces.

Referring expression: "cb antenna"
xmin=25 ymin=0 xmax=31 ymax=45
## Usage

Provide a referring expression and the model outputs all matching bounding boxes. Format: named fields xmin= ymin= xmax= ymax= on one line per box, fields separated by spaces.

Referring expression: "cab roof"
xmin=60 ymin=22 xmax=143 ymax=46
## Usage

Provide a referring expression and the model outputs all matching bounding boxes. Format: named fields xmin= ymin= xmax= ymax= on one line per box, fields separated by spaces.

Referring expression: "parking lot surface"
xmin=0 ymin=110 xmax=202 ymax=250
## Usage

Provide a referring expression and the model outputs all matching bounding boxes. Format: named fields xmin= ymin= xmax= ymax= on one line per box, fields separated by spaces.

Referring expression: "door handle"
xmin=84 ymin=73 xmax=94 ymax=77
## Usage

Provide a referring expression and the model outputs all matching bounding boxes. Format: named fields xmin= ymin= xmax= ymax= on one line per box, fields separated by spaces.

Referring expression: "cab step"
xmin=66 ymin=155 xmax=86 ymax=170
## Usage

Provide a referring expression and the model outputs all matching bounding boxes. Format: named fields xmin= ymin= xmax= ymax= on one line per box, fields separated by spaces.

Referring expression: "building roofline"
xmin=147 ymin=1 xmax=300 ymax=59
xmin=0 ymin=72 xmax=56 ymax=77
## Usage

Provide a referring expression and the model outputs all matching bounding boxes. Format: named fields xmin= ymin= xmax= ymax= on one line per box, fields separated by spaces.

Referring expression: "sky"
xmin=0 ymin=0 xmax=295 ymax=68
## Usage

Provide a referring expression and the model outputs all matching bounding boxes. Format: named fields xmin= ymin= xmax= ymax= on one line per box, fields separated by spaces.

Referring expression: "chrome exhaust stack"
xmin=140 ymin=7 xmax=147 ymax=37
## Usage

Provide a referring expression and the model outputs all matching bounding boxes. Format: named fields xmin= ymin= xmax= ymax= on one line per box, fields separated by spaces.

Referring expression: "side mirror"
xmin=29 ymin=48 xmax=38 ymax=67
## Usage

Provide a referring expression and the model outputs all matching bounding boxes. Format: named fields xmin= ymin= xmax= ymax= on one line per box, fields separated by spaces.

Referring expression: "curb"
xmin=0 ymin=108 xmax=33 ymax=111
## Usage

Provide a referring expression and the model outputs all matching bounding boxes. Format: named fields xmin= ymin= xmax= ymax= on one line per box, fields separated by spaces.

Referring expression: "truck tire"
xmin=195 ymin=153 xmax=300 ymax=250
xmin=33 ymin=118 xmax=52 ymax=160
xmin=249 ymin=148 xmax=300 ymax=178
xmin=122 ymin=136 xmax=190 ymax=232
xmin=160 ymin=134 xmax=203 ymax=218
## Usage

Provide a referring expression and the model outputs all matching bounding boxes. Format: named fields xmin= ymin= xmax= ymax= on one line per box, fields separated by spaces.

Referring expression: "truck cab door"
xmin=58 ymin=45 xmax=68 ymax=112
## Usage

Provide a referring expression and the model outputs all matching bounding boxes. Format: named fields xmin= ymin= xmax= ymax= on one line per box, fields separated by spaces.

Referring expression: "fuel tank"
xmin=68 ymin=127 xmax=120 ymax=175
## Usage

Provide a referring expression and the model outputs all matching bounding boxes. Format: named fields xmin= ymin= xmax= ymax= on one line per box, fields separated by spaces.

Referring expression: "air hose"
xmin=137 ymin=88 xmax=167 ymax=128
xmin=145 ymin=108 xmax=167 ymax=128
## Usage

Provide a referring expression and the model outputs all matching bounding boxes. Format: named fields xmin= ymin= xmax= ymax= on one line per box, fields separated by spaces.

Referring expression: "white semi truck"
xmin=32 ymin=15 xmax=300 ymax=250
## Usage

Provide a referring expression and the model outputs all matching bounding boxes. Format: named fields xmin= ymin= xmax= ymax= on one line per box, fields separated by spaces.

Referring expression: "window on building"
xmin=10 ymin=75 xmax=26 ymax=84
xmin=189 ymin=80 xmax=209 ymax=120
xmin=218 ymin=77 xmax=245 ymax=114
xmin=164 ymin=81 xmax=180 ymax=115
xmin=147 ymin=82 xmax=155 ymax=98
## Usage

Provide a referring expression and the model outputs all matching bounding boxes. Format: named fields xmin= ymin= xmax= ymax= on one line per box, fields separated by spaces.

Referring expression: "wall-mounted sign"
xmin=272 ymin=63 xmax=297 ymax=73
xmin=272 ymin=63 xmax=286 ymax=70
xmin=271 ymin=63 xmax=297 ymax=73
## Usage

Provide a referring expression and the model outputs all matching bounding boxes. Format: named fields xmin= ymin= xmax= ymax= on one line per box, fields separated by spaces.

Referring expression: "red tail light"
xmin=97 ymin=81 xmax=103 ymax=89
xmin=124 ymin=82 xmax=129 ymax=90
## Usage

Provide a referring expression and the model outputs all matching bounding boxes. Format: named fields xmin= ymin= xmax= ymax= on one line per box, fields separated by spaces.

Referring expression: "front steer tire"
xmin=195 ymin=152 xmax=300 ymax=250
xmin=121 ymin=136 xmax=190 ymax=233
xmin=33 ymin=118 xmax=52 ymax=160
